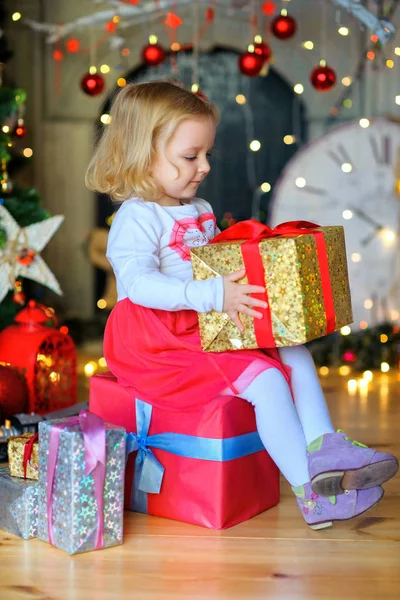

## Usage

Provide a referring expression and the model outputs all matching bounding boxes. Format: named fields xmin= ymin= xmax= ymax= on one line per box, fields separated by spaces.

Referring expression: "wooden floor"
xmin=0 ymin=368 xmax=399 ymax=600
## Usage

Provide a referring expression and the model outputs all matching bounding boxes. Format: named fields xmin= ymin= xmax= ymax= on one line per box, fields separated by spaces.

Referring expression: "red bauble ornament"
xmin=205 ymin=7 xmax=215 ymax=22
xmin=310 ymin=64 xmax=336 ymax=92
xmin=66 ymin=38 xmax=80 ymax=53
xmin=271 ymin=14 xmax=297 ymax=40
xmin=15 ymin=124 xmax=28 ymax=138
xmin=106 ymin=20 xmax=117 ymax=33
xmin=238 ymin=51 xmax=264 ymax=77
xmin=12 ymin=291 xmax=26 ymax=306
xmin=80 ymin=72 xmax=105 ymax=96
xmin=0 ymin=364 xmax=28 ymax=421
xmin=141 ymin=43 xmax=166 ymax=67
xmin=342 ymin=350 xmax=357 ymax=363
xmin=53 ymin=49 xmax=64 ymax=62
xmin=254 ymin=41 xmax=272 ymax=64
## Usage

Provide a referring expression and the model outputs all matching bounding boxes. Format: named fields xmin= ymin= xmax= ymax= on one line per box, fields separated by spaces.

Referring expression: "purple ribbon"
xmin=46 ymin=410 xmax=106 ymax=549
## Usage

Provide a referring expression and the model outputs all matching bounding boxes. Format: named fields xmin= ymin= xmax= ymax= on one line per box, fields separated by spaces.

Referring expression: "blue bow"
xmin=126 ymin=399 xmax=265 ymax=513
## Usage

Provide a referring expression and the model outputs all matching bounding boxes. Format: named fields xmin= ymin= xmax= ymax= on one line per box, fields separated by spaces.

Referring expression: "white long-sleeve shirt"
xmin=106 ymin=197 xmax=224 ymax=313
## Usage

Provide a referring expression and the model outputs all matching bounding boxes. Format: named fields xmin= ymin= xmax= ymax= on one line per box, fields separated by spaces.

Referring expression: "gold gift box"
xmin=191 ymin=226 xmax=353 ymax=352
xmin=8 ymin=433 xmax=39 ymax=480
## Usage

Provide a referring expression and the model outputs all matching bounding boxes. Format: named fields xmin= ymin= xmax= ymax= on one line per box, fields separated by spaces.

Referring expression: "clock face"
xmin=270 ymin=118 xmax=400 ymax=331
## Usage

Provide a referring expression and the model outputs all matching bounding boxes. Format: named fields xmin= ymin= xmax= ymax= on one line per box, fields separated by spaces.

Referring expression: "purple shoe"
xmin=308 ymin=430 xmax=399 ymax=496
xmin=292 ymin=482 xmax=384 ymax=530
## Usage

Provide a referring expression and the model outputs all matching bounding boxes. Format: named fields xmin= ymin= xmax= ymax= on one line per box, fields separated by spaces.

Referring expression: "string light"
xmin=100 ymin=114 xmax=111 ymax=124
xmin=149 ymin=34 xmax=158 ymax=44
xmin=363 ymin=371 xmax=373 ymax=382
xmin=98 ymin=357 xmax=107 ymax=367
xmin=341 ymin=326 xmax=351 ymax=336
xmin=380 ymin=334 xmax=388 ymax=343
xmin=191 ymin=83 xmax=199 ymax=93
xmin=364 ymin=299 xmax=373 ymax=309
xmin=12 ymin=12 xmax=22 ymax=21
xmin=84 ymin=362 xmax=97 ymax=376
xmin=358 ymin=378 xmax=368 ymax=392
xmin=339 ymin=365 xmax=351 ymax=375
xmin=23 ymin=148 xmax=33 ymax=157
xmin=249 ymin=140 xmax=261 ymax=151
xmin=260 ymin=182 xmax=271 ymax=192
xmin=341 ymin=162 xmax=352 ymax=173
xmin=2 ymin=126 xmax=9 ymax=133
xmin=347 ymin=379 xmax=357 ymax=393
xmin=319 ymin=366 xmax=329 ymax=376
xmin=342 ymin=210 xmax=353 ymax=219
xmin=380 ymin=229 xmax=396 ymax=244
xmin=391 ymin=310 xmax=399 ymax=320
xmin=97 ymin=298 xmax=107 ymax=309
xmin=395 ymin=47 xmax=400 ymax=56
xmin=171 ymin=42 xmax=180 ymax=51
xmin=351 ymin=253 xmax=361 ymax=262
xmin=396 ymin=96 xmax=400 ymax=106
xmin=117 ymin=78 xmax=126 ymax=87
xmin=381 ymin=362 xmax=390 ymax=373
xmin=341 ymin=76 xmax=352 ymax=86
xmin=295 ymin=177 xmax=306 ymax=188
xmin=302 ymin=41 xmax=314 ymax=50
xmin=386 ymin=59 xmax=394 ymax=68
xmin=360 ymin=321 xmax=368 ymax=330
xmin=293 ymin=83 xmax=304 ymax=94
xmin=338 ymin=27 xmax=349 ymax=36
xmin=236 ymin=94 xmax=246 ymax=104
xmin=343 ymin=99 xmax=352 ymax=108
xmin=121 ymin=48 xmax=130 ymax=57
xmin=359 ymin=118 xmax=370 ymax=128
xmin=283 ymin=135 xmax=296 ymax=145
xmin=89 ymin=65 xmax=97 ymax=75
xmin=100 ymin=64 xmax=110 ymax=73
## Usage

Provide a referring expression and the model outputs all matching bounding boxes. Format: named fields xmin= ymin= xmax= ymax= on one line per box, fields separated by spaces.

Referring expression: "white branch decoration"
xmin=22 ymin=0 xmax=396 ymax=45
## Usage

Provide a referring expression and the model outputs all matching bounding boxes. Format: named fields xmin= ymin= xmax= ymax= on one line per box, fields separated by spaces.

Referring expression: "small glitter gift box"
xmin=0 ymin=467 xmax=39 ymax=539
xmin=37 ymin=411 xmax=126 ymax=555
xmin=191 ymin=220 xmax=353 ymax=351
xmin=8 ymin=432 xmax=39 ymax=480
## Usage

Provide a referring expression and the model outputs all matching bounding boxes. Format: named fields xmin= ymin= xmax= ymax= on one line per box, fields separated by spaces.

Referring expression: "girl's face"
xmin=152 ymin=117 xmax=216 ymax=205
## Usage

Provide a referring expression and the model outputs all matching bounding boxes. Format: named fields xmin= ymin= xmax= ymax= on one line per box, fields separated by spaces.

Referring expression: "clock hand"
xmin=349 ymin=206 xmax=388 ymax=245
xmin=349 ymin=206 xmax=385 ymax=230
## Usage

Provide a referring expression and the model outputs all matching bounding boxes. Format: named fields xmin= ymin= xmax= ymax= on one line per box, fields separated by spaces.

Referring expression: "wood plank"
xmin=0 ymin=370 xmax=399 ymax=599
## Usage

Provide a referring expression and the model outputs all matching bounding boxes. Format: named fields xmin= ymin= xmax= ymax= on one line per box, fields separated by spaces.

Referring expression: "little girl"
xmin=86 ymin=80 xmax=398 ymax=530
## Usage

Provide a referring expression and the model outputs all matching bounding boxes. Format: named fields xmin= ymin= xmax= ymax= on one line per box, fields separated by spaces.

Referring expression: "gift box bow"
xmin=125 ymin=399 xmax=265 ymax=514
xmin=23 ymin=433 xmax=39 ymax=478
xmin=201 ymin=219 xmax=337 ymax=348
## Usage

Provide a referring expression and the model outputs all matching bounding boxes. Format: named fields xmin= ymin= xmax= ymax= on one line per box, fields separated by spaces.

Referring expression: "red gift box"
xmin=89 ymin=372 xmax=279 ymax=529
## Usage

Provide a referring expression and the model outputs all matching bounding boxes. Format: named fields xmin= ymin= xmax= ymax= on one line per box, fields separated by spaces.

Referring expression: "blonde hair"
xmin=85 ymin=80 xmax=219 ymax=202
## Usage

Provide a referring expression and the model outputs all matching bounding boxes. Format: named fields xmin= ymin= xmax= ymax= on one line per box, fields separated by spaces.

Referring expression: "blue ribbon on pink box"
xmin=125 ymin=399 xmax=265 ymax=513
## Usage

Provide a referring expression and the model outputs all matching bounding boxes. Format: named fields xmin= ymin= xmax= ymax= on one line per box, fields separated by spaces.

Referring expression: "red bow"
xmin=23 ymin=433 xmax=39 ymax=478
xmin=212 ymin=220 xmax=336 ymax=347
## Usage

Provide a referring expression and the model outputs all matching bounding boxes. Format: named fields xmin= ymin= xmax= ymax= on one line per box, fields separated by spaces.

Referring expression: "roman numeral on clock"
xmin=327 ymin=144 xmax=353 ymax=168
xmin=369 ymin=134 xmax=391 ymax=165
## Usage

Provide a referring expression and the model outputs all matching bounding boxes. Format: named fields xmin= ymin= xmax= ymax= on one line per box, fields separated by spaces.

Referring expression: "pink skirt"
xmin=103 ymin=298 xmax=291 ymax=412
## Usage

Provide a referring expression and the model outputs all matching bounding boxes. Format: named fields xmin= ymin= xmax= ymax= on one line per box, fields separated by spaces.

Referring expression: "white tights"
xmin=239 ymin=346 xmax=335 ymax=487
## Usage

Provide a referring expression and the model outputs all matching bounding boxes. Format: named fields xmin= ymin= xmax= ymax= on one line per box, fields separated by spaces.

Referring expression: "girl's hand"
xmin=222 ymin=269 xmax=267 ymax=332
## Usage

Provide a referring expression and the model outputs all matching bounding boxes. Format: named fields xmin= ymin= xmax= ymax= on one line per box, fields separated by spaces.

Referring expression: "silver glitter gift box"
xmin=37 ymin=415 xmax=126 ymax=555
xmin=0 ymin=467 xmax=39 ymax=539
